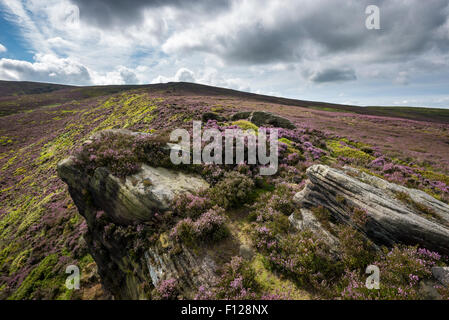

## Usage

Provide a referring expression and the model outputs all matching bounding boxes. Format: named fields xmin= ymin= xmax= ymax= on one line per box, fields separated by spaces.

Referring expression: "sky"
xmin=0 ymin=0 xmax=448 ymax=108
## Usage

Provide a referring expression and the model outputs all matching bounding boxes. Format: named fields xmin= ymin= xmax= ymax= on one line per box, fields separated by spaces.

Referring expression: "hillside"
xmin=2 ymin=81 xmax=449 ymax=123
xmin=0 ymin=80 xmax=449 ymax=299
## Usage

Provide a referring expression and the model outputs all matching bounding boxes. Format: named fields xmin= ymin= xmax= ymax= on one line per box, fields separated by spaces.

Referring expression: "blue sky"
xmin=0 ymin=0 xmax=448 ymax=108
xmin=0 ymin=12 xmax=34 ymax=61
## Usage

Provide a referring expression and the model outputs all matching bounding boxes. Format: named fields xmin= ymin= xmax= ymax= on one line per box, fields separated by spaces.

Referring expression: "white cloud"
xmin=151 ymin=67 xmax=251 ymax=92
xmin=0 ymin=43 xmax=7 ymax=53
xmin=394 ymin=72 xmax=410 ymax=86
xmin=0 ymin=53 xmax=91 ymax=84
xmin=151 ymin=68 xmax=196 ymax=84
xmin=91 ymin=66 xmax=140 ymax=85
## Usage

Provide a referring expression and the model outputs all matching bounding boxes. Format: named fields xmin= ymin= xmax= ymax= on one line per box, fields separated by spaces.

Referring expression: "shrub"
xmin=73 ymin=131 xmax=170 ymax=177
xmin=337 ymin=224 xmax=376 ymax=270
xmin=170 ymin=218 xmax=197 ymax=246
xmin=339 ymin=245 xmax=446 ymax=300
xmin=156 ymin=278 xmax=179 ymax=300
xmin=196 ymin=256 xmax=258 ymax=300
xmin=253 ymin=225 xmax=339 ymax=290
xmin=209 ymin=171 xmax=255 ymax=209
xmin=232 ymin=120 xmax=259 ymax=132
xmin=194 ymin=207 xmax=229 ymax=241
xmin=170 ymin=206 xmax=228 ymax=245
xmin=172 ymin=193 xmax=212 ymax=219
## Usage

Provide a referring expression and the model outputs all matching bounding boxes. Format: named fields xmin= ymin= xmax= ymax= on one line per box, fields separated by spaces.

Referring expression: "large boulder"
xmin=202 ymin=112 xmax=227 ymax=123
xmin=292 ymin=165 xmax=449 ymax=255
xmin=58 ymin=159 xmax=209 ymax=225
xmin=231 ymin=111 xmax=296 ymax=129
xmin=57 ymin=130 xmax=216 ymax=299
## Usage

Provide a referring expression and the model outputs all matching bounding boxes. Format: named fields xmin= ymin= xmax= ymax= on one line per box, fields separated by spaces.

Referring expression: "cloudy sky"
xmin=0 ymin=0 xmax=448 ymax=108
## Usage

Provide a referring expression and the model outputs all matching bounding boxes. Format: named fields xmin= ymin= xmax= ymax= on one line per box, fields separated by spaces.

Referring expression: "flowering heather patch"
xmin=170 ymin=206 xmax=228 ymax=245
xmin=172 ymin=193 xmax=213 ymax=219
xmin=365 ymin=154 xmax=449 ymax=203
xmin=192 ymin=120 xmax=327 ymax=172
xmin=195 ymin=256 xmax=258 ymax=300
xmin=155 ymin=278 xmax=179 ymax=300
xmin=252 ymin=200 xmax=449 ymax=299
xmin=253 ymin=226 xmax=338 ymax=292
xmin=339 ymin=246 xmax=447 ymax=300
xmin=72 ymin=131 xmax=170 ymax=178
xmin=208 ymin=171 xmax=255 ymax=209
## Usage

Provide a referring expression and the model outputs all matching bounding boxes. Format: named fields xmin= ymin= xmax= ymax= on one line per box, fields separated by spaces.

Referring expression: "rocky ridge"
xmin=57 ymin=131 xmax=449 ymax=299
xmin=292 ymin=165 xmax=449 ymax=255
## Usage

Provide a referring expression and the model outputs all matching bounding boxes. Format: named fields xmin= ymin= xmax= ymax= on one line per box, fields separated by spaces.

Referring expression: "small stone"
xmin=239 ymin=244 xmax=254 ymax=260
xmin=230 ymin=111 xmax=252 ymax=121
xmin=230 ymin=111 xmax=296 ymax=129
xmin=418 ymin=280 xmax=442 ymax=300
xmin=432 ymin=267 xmax=449 ymax=287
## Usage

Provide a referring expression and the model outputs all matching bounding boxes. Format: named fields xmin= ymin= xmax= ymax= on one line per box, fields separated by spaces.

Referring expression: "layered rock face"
xmin=292 ymin=165 xmax=449 ymax=255
xmin=58 ymin=158 xmax=208 ymax=225
xmin=57 ymin=131 xmax=216 ymax=299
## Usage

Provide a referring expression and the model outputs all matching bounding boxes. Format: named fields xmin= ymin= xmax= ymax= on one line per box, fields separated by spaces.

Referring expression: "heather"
xmin=208 ymin=172 xmax=255 ymax=209
xmin=155 ymin=278 xmax=179 ymax=300
xmin=72 ymin=131 xmax=170 ymax=178
xmin=195 ymin=256 xmax=259 ymax=300
xmin=339 ymin=246 xmax=446 ymax=300
xmin=1 ymin=82 xmax=449 ymax=300
xmin=170 ymin=206 xmax=229 ymax=245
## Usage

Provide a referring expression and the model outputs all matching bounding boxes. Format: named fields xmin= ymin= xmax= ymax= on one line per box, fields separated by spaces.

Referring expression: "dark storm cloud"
xmin=70 ymin=0 xmax=232 ymax=27
xmin=310 ymin=68 xmax=357 ymax=83
xmin=163 ymin=0 xmax=449 ymax=68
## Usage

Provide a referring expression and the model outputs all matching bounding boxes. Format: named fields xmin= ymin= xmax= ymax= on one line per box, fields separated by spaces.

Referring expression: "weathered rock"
xmin=251 ymin=111 xmax=296 ymax=129
xmin=288 ymin=209 xmax=340 ymax=255
xmin=432 ymin=267 xmax=449 ymax=287
xmin=293 ymin=165 xmax=449 ymax=255
xmin=231 ymin=111 xmax=296 ymax=129
xmin=57 ymin=130 xmax=215 ymax=299
xmin=231 ymin=111 xmax=253 ymax=121
xmin=202 ymin=112 xmax=227 ymax=123
xmin=145 ymin=245 xmax=217 ymax=292
xmin=58 ymin=159 xmax=208 ymax=225
xmin=239 ymin=244 xmax=254 ymax=260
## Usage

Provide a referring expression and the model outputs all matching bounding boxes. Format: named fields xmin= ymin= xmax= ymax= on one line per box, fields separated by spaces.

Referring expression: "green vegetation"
xmin=9 ymin=254 xmax=70 ymax=300
xmin=327 ymin=139 xmax=375 ymax=163
xmin=209 ymin=171 xmax=255 ymax=209
xmin=232 ymin=120 xmax=259 ymax=132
